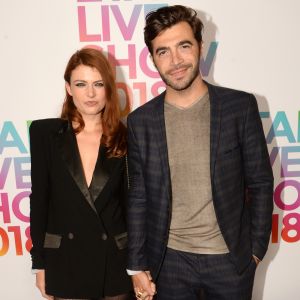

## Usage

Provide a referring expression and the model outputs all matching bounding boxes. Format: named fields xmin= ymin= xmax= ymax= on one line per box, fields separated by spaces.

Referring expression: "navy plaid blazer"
xmin=127 ymin=82 xmax=273 ymax=279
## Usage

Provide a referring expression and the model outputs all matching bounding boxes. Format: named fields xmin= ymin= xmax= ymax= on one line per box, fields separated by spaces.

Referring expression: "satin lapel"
xmin=88 ymin=145 xmax=109 ymax=202
xmin=152 ymin=93 xmax=171 ymax=193
xmin=208 ymin=83 xmax=222 ymax=181
xmin=56 ymin=122 xmax=98 ymax=214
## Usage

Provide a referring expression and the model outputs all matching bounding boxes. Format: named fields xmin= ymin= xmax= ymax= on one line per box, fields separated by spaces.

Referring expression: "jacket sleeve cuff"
xmin=126 ymin=269 xmax=143 ymax=276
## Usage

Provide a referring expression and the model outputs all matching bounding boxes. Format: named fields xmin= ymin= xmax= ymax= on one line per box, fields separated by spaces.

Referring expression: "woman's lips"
xmin=85 ymin=101 xmax=98 ymax=106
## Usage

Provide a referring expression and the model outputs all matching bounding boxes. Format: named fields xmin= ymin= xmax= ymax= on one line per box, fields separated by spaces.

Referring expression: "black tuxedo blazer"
xmin=127 ymin=82 xmax=274 ymax=279
xmin=29 ymin=119 xmax=131 ymax=298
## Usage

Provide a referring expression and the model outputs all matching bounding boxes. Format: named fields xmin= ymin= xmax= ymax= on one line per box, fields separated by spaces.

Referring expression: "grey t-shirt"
xmin=165 ymin=93 xmax=228 ymax=254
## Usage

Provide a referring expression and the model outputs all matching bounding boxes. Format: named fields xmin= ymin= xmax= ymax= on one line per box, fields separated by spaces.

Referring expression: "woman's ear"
xmin=65 ymin=82 xmax=72 ymax=96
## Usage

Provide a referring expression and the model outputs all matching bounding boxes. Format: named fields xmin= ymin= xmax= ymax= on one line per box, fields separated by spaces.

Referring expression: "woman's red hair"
xmin=61 ymin=48 xmax=126 ymax=157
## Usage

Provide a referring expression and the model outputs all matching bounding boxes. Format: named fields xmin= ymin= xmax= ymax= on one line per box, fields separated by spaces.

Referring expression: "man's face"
xmin=151 ymin=21 xmax=201 ymax=92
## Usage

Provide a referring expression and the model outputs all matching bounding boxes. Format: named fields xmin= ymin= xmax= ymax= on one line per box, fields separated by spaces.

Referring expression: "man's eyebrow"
xmin=178 ymin=40 xmax=193 ymax=46
xmin=155 ymin=40 xmax=193 ymax=54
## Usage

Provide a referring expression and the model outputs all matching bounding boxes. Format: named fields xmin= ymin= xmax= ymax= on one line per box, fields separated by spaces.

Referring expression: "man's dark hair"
xmin=144 ymin=5 xmax=204 ymax=55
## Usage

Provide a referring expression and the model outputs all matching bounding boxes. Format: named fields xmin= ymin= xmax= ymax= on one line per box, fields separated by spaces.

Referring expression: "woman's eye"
xmin=95 ymin=82 xmax=104 ymax=87
xmin=75 ymin=82 xmax=85 ymax=87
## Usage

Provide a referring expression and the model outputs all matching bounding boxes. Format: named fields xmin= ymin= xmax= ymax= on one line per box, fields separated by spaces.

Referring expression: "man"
xmin=126 ymin=5 xmax=273 ymax=300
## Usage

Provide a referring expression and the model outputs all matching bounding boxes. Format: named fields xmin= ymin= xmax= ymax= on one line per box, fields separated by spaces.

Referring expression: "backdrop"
xmin=0 ymin=0 xmax=299 ymax=299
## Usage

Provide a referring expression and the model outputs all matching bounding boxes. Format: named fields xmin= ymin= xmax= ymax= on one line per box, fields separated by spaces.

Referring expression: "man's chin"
xmin=168 ymin=80 xmax=193 ymax=91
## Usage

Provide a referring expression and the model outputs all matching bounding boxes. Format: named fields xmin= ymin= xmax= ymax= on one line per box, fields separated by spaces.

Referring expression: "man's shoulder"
xmin=209 ymin=83 xmax=252 ymax=101
xmin=208 ymin=83 xmax=257 ymax=114
xmin=128 ymin=92 xmax=165 ymax=121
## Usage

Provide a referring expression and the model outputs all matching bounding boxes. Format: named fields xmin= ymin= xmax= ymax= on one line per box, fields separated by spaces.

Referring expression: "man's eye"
xmin=158 ymin=50 xmax=167 ymax=56
xmin=182 ymin=44 xmax=191 ymax=49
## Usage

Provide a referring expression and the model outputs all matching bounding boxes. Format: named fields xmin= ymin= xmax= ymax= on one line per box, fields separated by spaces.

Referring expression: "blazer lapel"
xmin=152 ymin=92 xmax=172 ymax=193
xmin=56 ymin=122 xmax=98 ymax=214
xmin=207 ymin=83 xmax=222 ymax=181
xmin=88 ymin=145 xmax=109 ymax=202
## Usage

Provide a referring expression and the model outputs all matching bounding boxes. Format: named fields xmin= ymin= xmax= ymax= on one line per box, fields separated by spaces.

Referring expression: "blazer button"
xmin=101 ymin=233 xmax=107 ymax=241
xmin=68 ymin=233 xmax=74 ymax=240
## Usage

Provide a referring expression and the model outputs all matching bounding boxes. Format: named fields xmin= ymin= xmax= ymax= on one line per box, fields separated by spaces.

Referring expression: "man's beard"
xmin=157 ymin=61 xmax=200 ymax=91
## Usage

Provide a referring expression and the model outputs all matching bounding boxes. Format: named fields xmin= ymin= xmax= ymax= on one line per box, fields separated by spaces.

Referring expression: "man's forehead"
xmin=152 ymin=22 xmax=195 ymax=48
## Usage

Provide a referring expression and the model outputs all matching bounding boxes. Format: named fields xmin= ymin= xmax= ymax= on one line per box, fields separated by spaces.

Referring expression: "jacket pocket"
xmin=43 ymin=232 xmax=62 ymax=249
xmin=222 ymin=144 xmax=240 ymax=155
xmin=219 ymin=144 xmax=242 ymax=162
xmin=114 ymin=232 xmax=128 ymax=250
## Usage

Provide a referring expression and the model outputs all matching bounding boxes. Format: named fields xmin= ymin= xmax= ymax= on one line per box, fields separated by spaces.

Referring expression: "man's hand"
xmin=132 ymin=271 xmax=156 ymax=300
xmin=36 ymin=270 xmax=54 ymax=299
xmin=252 ymin=255 xmax=261 ymax=266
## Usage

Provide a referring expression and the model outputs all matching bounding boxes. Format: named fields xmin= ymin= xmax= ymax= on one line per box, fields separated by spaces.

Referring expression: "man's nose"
xmin=170 ymin=49 xmax=183 ymax=65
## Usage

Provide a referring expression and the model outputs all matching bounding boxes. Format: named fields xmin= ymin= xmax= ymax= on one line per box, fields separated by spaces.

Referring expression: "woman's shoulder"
xmin=30 ymin=118 xmax=67 ymax=135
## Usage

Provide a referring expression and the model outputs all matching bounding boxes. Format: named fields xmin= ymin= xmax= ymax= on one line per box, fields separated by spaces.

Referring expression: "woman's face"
xmin=66 ymin=64 xmax=106 ymax=119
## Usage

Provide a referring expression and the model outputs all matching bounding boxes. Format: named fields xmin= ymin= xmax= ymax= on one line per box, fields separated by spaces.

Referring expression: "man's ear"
xmin=199 ymin=41 xmax=204 ymax=57
xmin=65 ymin=82 xmax=72 ymax=96
xmin=150 ymin=55 xmax=158 ymax=70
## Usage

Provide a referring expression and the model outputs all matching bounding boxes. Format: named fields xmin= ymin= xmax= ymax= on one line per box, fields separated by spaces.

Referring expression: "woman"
xmin=29 ymin=48 xmax=133 ymax=300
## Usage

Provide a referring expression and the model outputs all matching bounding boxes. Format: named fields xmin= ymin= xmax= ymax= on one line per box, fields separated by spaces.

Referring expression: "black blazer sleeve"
xmin=29 ymin=121 xmax=50 ymax=269
xmin=126 ymin=115 xmax=149 ymax=271
xmin=242 ymin=95 xmax=274 ymax=259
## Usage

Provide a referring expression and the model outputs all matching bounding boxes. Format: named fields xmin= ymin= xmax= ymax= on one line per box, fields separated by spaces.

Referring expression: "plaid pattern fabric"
xmin=156 ymin=247 xmax=256 ymax=300
xmin=127 ymin=82 xmax=273 ymax=280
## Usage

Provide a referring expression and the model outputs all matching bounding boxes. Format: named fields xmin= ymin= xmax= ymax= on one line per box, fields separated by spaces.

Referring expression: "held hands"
xmin=132 ymin=271 xmax=156 ymax=300
xmin=36 ymin=270 xmax=54 ymax=300
xmin=252 ymin=255 xmax=261 ymax=266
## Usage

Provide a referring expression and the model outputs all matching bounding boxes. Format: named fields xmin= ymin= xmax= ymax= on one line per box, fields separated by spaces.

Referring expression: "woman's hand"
xmin=132 ymin=271 xmax=156 ymax=300
xmin=36 ymin=270 xmax=54 ymax=299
